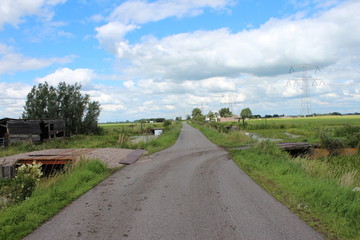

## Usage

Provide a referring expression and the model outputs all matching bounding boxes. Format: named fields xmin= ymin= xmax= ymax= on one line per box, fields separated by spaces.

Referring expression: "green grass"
xmin=0 ymin=122 xmax=181 ymax=158
xmin=193 ymin=123 xmax=360 ymax=240
xmin=140 ymin=122 xmax=182 ymax=154
xmin=211 ymin=115 xmax=360 ymax=144
xmin=190 ymin=123 xmax=256 ymax=147
xmin=0 ymin=159 xmax=112 ymax=240
xmin=0 ymin=122 xmax=182 ymax=240
xmin=231 ymin=144 xmax=360 ymax=240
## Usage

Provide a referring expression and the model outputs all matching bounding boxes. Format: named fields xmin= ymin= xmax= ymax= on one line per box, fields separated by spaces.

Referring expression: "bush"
xmin=336 ymin=125 xmax=360 ymax=148
xmin=0 ymin=162 xmax=43 ymax=208
xmin=163 ymin=120 xmax=172 ymax=127
xmin=255 ymin=140 xmax=288 ymax=158
xmin=318 ymin=129 xmax=345 ymax=155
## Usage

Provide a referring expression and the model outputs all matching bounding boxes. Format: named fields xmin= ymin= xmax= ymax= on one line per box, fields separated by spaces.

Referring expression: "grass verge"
xmin=141 ymin=122 xmax=182 ymax=154
xmin=0 ymin=160 xmax=112 ymax=240
xmin=190 ymin=123 xmax=255 ymax=147
xmin=193 ymin=123 xmax=360 ymax=240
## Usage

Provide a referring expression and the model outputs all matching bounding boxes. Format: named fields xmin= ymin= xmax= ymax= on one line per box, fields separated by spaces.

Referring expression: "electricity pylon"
xmin=287 ymin=64 xmax=324 ymax=116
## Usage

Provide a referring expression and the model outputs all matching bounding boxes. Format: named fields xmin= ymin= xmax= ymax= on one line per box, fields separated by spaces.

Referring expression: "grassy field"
xmin=0 ymin=122 xmax=180 ymax=158
xmin=218 ymin=115 xmax=360 ymax=144
xmin=193 ymin=116 xmax=360 ymax=240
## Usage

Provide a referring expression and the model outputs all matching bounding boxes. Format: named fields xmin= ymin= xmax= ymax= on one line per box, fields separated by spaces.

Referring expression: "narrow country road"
xmin=24 ymin=123 xmax=324 ymax=240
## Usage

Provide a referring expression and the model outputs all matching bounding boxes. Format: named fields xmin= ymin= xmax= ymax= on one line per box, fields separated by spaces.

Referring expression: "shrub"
xmin=255 ymin=140 xmax=288 ymax=158
xmin=318 ymin=129 xmax=344 ymax=155
xmin=0 ymin=162 xmax=43 ymax=208
xmin=163 ymin=120 xmax=172 ymax=127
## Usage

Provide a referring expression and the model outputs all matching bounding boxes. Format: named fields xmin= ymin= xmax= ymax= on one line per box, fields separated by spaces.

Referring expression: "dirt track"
xmin=24 ymin=123 xmax=324 ymax=240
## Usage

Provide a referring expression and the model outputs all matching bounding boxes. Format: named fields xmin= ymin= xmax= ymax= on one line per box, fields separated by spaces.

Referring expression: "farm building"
xmin=41 ymin=119 xmax=66 ymax=139
xmin=217 ymin=115 xmax=240 ymax=122
xmin=0 ymin=118 xmax=65 ymax=146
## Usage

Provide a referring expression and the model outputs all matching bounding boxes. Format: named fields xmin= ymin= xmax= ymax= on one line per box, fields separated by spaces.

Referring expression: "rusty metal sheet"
xmin=17 ymin=155 xmax=73 ymax=165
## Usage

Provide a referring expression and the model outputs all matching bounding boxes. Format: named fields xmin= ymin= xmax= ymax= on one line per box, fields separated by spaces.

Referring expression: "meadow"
xmin=240 ymin=115 xmax=360 ymax=144
xmin=192 ymin=115 xmax=360 ymax=240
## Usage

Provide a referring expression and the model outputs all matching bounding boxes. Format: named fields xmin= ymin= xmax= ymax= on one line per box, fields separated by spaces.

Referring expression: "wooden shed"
xmin=40 ymin=119 xmax=65 ymax=139
xmin=0 ymin=118 xmax=65 ymax=146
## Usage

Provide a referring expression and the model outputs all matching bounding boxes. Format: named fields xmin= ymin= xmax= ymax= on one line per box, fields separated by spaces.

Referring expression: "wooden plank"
xmin=120 ymin=149 xmax=147 ymax=165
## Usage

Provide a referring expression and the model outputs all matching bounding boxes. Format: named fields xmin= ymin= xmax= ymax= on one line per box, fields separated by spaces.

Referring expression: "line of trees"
xmin=190 ymin=107 xmax=254 ymax=125
xmin=22 ymin=82 xmax=100 ymax=135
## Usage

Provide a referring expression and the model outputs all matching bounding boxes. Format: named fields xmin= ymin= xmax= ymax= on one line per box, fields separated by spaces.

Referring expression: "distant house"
xmin=0 ymin=118 xmax=65 ymax=146
xmin=217 ymin=115 xmax=240 ymax=122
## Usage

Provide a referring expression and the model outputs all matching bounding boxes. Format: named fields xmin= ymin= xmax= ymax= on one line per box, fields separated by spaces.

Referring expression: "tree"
xmin=191 ymin=108 xmax=202 ymax=119
xmin=23 ymin=82 xmax=58 ymax=119
xmin=23 ymin=82 xmax=101 ymax=135
xmin=191 ymin=108 xmax=205 ymax=122
xmin=219 ymin=107 xmax=232 ymax=117
xmin=207 ymin=111 xmax=215 ymax=121
xmin=240 ymin=108 xmax=252 ymax=126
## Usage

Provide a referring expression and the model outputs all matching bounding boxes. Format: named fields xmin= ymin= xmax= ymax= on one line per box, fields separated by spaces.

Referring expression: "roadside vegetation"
xmin=0 ymin=121 xmax=181 ymax=158
xmin=191 ymin=115 xmax=360 ymax=240
xmin=0 ymin=122 xmax=182 ymax=240
xmin=0 ymin=159 xmax=110 ymax=240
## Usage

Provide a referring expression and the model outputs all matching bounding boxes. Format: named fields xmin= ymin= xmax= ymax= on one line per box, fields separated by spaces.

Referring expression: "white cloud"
xmin=95 ymin=22 xmax=138 ymax=52
xmin=0 ymin=82 xmax=31 ymax=118
xmin=108 ymin=0 xmax=232 ymax=25
xmin=0 ymin=44 xmax=74 ymax=75
xmin=95 ymin=0 xmax=234 ymax=53
xmin=0 ymin=0 xmax=66 ymax=29
xmin=36 ymin=68 xmax=95 ymax=87
xmin=107 ymin=0 xmax=360 ymax=80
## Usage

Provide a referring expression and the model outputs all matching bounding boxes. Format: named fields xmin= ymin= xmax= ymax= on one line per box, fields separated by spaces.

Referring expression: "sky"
xmin=0 ymin=0 xmax=359 ymax=122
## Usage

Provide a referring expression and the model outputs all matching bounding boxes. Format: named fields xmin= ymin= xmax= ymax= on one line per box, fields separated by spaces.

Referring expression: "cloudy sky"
xmin=0 ymin=0 xmax=359 ymax=122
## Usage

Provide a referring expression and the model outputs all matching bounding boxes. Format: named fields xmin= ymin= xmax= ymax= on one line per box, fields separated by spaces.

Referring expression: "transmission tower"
xmin=221 ymin=93 xmax=242 ymax=114
xmin=287 ymin=64 xmax=324 ymax=116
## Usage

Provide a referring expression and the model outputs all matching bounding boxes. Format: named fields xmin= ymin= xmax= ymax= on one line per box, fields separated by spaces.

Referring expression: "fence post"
xmin=0 ymin=164 xmax=3 ymax=179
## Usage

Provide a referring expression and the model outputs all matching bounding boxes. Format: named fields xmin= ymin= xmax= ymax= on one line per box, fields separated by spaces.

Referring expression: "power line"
xmin=287 ymin=64 xmax=323 ymax=116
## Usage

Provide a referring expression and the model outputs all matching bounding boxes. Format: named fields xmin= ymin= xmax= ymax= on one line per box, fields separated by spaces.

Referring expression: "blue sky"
xmin=0 ymin=0 xmax=359 ymax=122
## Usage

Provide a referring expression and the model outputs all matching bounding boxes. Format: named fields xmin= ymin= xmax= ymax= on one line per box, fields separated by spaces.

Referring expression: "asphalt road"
xmin=24 ymin=123 xmax=324 ymax=240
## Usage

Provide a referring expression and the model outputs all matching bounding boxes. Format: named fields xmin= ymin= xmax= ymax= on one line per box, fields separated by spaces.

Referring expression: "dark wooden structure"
xmin=0 ymin=118 xmax=65 ymax=146
xmin=0 ymin=165 xmax=16 ymax=178
xmin=40 ymin=119 xmax=66 ymax=139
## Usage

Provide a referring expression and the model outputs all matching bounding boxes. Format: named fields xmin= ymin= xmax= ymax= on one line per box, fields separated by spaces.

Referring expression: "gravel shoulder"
xmin=0 ymin=148 xmax=135 ymax=168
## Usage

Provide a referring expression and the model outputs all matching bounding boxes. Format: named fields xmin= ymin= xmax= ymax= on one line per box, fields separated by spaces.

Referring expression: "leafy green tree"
xmin=175 ymin=116 xmax=182 ymax=122
xmin=192 ymin=108 xmax=202 ymax=119
xmin=23 ymin=82 xmax=100 ymax=135
xmin=219 ymin=107 xmax=232 ymax=117
xmin=82 ymin=101 xmax=101 ymax=134
xmin=240 ymin=108 xmax=252 ymax=126
xmin=23 ymin=82 xmax=58 ymax=119
xmin=191 ymin=108 xmax=205 ymax=122
xmin=207 ymin=111 xmax=215 ymax=121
